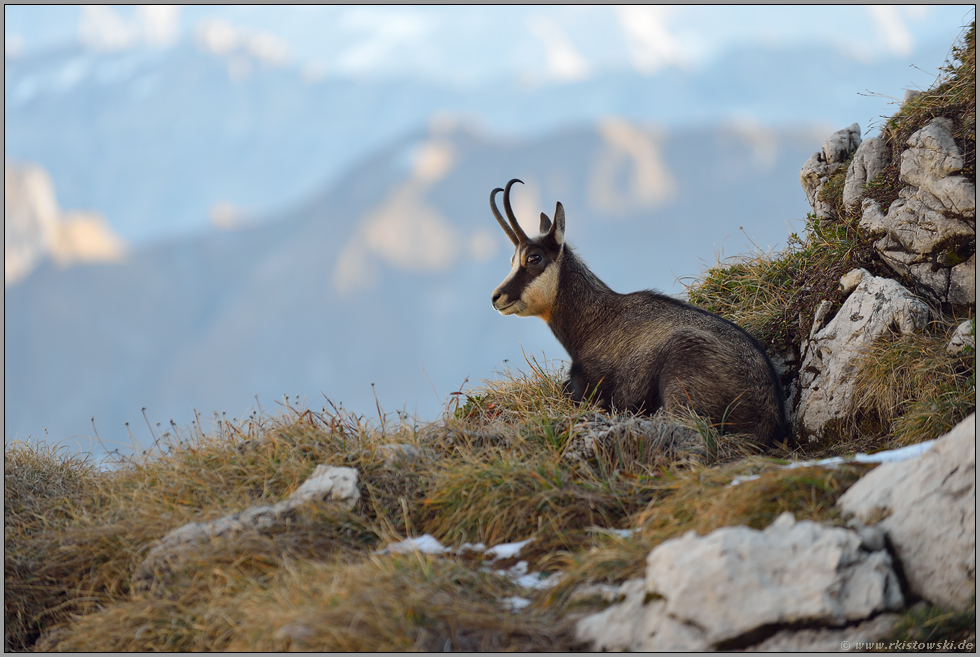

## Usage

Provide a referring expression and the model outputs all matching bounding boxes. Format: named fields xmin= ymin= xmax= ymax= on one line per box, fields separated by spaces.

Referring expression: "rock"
xmin=291 ymin=464 xmax=360 ymax=507
xmin=575 ymin=579 xmax=652 ymax=651
xmin=808 ymin=299 xmax=835 ymax=339
xmin=843 ymin=136 xmax=890 ymax=212
xmin=839 ymin=267 xmax=868 ymax=295
xmin=800 ymin=123 xmax=862 ymax=222
xmin=132 ymin=465 xmax=359 ymax=595
xmin=900 ymin=118 xmax=975 ymax=216
xmin=797 ymin=272 xmax=931 ymax=442
xmin=575 ymin=513 xmax=903 ymax=652
xmin=857 ymin=118 xmax=976 ymax=306
xmin=946 ymin=319 xmax=976 ymax=357
xmin=751 ymin=613 xmax=899 ymax=652
xmin=948 ymin=255 xmax=976 ymax=307
xmin=838 ymin=414 xmax=976 ymax=610
xmin=823 ymin=123 xmax=863 ymax=169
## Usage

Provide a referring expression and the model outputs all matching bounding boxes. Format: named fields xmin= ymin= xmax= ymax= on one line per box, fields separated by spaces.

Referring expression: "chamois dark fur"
xmin=490 ymin=179 xmax=788 ymax=447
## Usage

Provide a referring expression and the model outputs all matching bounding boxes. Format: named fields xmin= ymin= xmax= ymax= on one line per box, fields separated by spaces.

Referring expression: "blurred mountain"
xmin=4 ymin=161 xmax=125 ymax=285
xmin=3 ymin=36 xmax=941 ymax=246
xmin=4 ymin=118 xmax=823 ymax=454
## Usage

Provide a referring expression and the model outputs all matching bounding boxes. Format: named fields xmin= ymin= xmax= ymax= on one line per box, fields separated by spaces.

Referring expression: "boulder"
xmin=132 ymin=465 xmax=359 ymax=595
xmin=858 ymin=118 xmax=976 ymax=306
xmin=800 ymin=123 xmax=862 ymax=222
xmin=797 ymin=269 xmax=931 ymax=442
xmin=843 ymin=136 xmax=891 ymax=213
xmin=838 ymin=414 xmax=976 ymax=610
xmin=948 ymin=254 xmax=976 ymax=307
xmin=575 ymin=513 xmax=903 ymax=651
xmin=946 ymin=319 xmax=976 ymax=357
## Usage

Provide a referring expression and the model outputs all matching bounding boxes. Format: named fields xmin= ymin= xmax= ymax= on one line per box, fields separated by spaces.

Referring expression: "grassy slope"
xmin=5 ymin=20 xmax=975 ymax=654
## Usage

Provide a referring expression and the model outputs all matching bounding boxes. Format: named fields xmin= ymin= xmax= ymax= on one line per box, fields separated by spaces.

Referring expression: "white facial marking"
xmin=518 ymin=260 xmax=559 ymax=318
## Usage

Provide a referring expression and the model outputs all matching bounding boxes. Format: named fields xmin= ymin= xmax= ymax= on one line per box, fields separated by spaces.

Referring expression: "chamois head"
xmin=490 ymin=179 xmax=565 ymax=322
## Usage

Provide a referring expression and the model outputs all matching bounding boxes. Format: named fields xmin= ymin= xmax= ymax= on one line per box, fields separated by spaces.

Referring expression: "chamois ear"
xmin=539 ymin=212 xmax=552 ymax=234
xmin=551 ymin=202 xmax=565 ymax=245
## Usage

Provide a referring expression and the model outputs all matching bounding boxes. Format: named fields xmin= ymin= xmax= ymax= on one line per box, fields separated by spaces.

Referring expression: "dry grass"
xmin=852 ymin=317 xmax=976 ymax=445
xmin=7 ymin=20 xmax=976 ymax=653
xmin=685 ymin=213 xmax=882 ymax=355
xmin=4 ymin=360 xmax=870 ymax=652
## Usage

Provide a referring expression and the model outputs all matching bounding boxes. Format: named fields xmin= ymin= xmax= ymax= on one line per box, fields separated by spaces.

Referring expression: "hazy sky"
xmin=5 ymin=5 xmax=975 ymax=84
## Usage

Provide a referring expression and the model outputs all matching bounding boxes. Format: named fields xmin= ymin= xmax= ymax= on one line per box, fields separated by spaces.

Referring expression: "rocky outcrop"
xmin=575 ymin=512 xmax=903 ymax=651
xmin=838 ymin=414 xmax=976 ymax=610
xmin=800 ymin=123 xmax=862 ymax=222
xmin=4 ymin=162 xmax=126 ymax=286
xmin=131 ymin=465 xmax=359 ymax=595
xmin=796 ymin=268 xmax=931 ymax=442
xmin=843 ymin=136 xmax=891 ymax=212
xmin=856 ymin=117 xmax=976 ymax=307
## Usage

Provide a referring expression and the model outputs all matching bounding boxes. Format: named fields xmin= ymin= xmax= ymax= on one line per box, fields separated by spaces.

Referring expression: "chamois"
xmin=489 ymin=179 xmax=788 ymax=447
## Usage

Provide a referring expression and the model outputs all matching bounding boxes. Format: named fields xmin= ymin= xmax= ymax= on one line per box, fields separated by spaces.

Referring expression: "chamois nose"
xmin=492 ymin=290 xmax=503 ymax=306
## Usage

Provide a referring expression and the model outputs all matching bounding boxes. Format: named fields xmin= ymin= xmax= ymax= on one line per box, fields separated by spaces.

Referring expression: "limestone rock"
xmin=857 ymin=118 xmax=976 ymax=306
xmin=900 ymin=117 xmax=975 ymax=216
xmin=838 ymin=414 xmax=976 ymax=610
xmin=797 ymin=271 xmax=931 ymax=442
xmin=751 ymin=614 xmax=899 ymax=652
xmin=800 ymin=123 xmax=862 ymax=222
xmin=839 ymin=267 xmax=868 ymax=295
xmin=291 ymin=464 xmax=360 ymax=506
xmin=132 ymin=465 xmax=359 ymax=595
xmin=948 ymin=255 xmax=976 ymax=307
xmin=843 ymin=136 xmax=890 ymax=212
xmin=575 ymin=513 xmax=903 ymax=652
xmin=946 ymin=319 xmax=976 ymax=357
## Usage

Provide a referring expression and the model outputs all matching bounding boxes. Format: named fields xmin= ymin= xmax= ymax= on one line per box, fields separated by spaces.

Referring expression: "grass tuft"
xmin=852 ymin=317 xmax=976 ymax=444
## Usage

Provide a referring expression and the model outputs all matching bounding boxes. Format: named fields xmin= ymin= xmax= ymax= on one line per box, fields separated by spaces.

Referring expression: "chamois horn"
xmin=490 ymin=187 xmax=519 ymax=245
xmin=502 ymin=178 xmax=529 ymax=244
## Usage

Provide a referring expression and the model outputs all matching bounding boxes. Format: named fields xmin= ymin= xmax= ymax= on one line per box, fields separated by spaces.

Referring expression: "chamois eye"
xmin=526 ymin=254 xmax=542 ymax=266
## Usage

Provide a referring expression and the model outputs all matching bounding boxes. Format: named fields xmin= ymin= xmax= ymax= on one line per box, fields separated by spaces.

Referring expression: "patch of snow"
xmin=729 ymin=440 xmax=937 ymax=486
xmin=456 ymin=542 xmax=487 ymax=554
xmin=786 ymin=440 xmax=936 ymax=469
xmin=484 ymin=538 xmax=533 ymax=560
xmin=501 ymin=596 xmax=531 ymax=611
xmin=609 ymin=528 xmax=635 ymax=538
xmin=377 ymin=534 xmax=449 ymax=555
xmin=729 ymin=474 xmax=761 ymax=487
